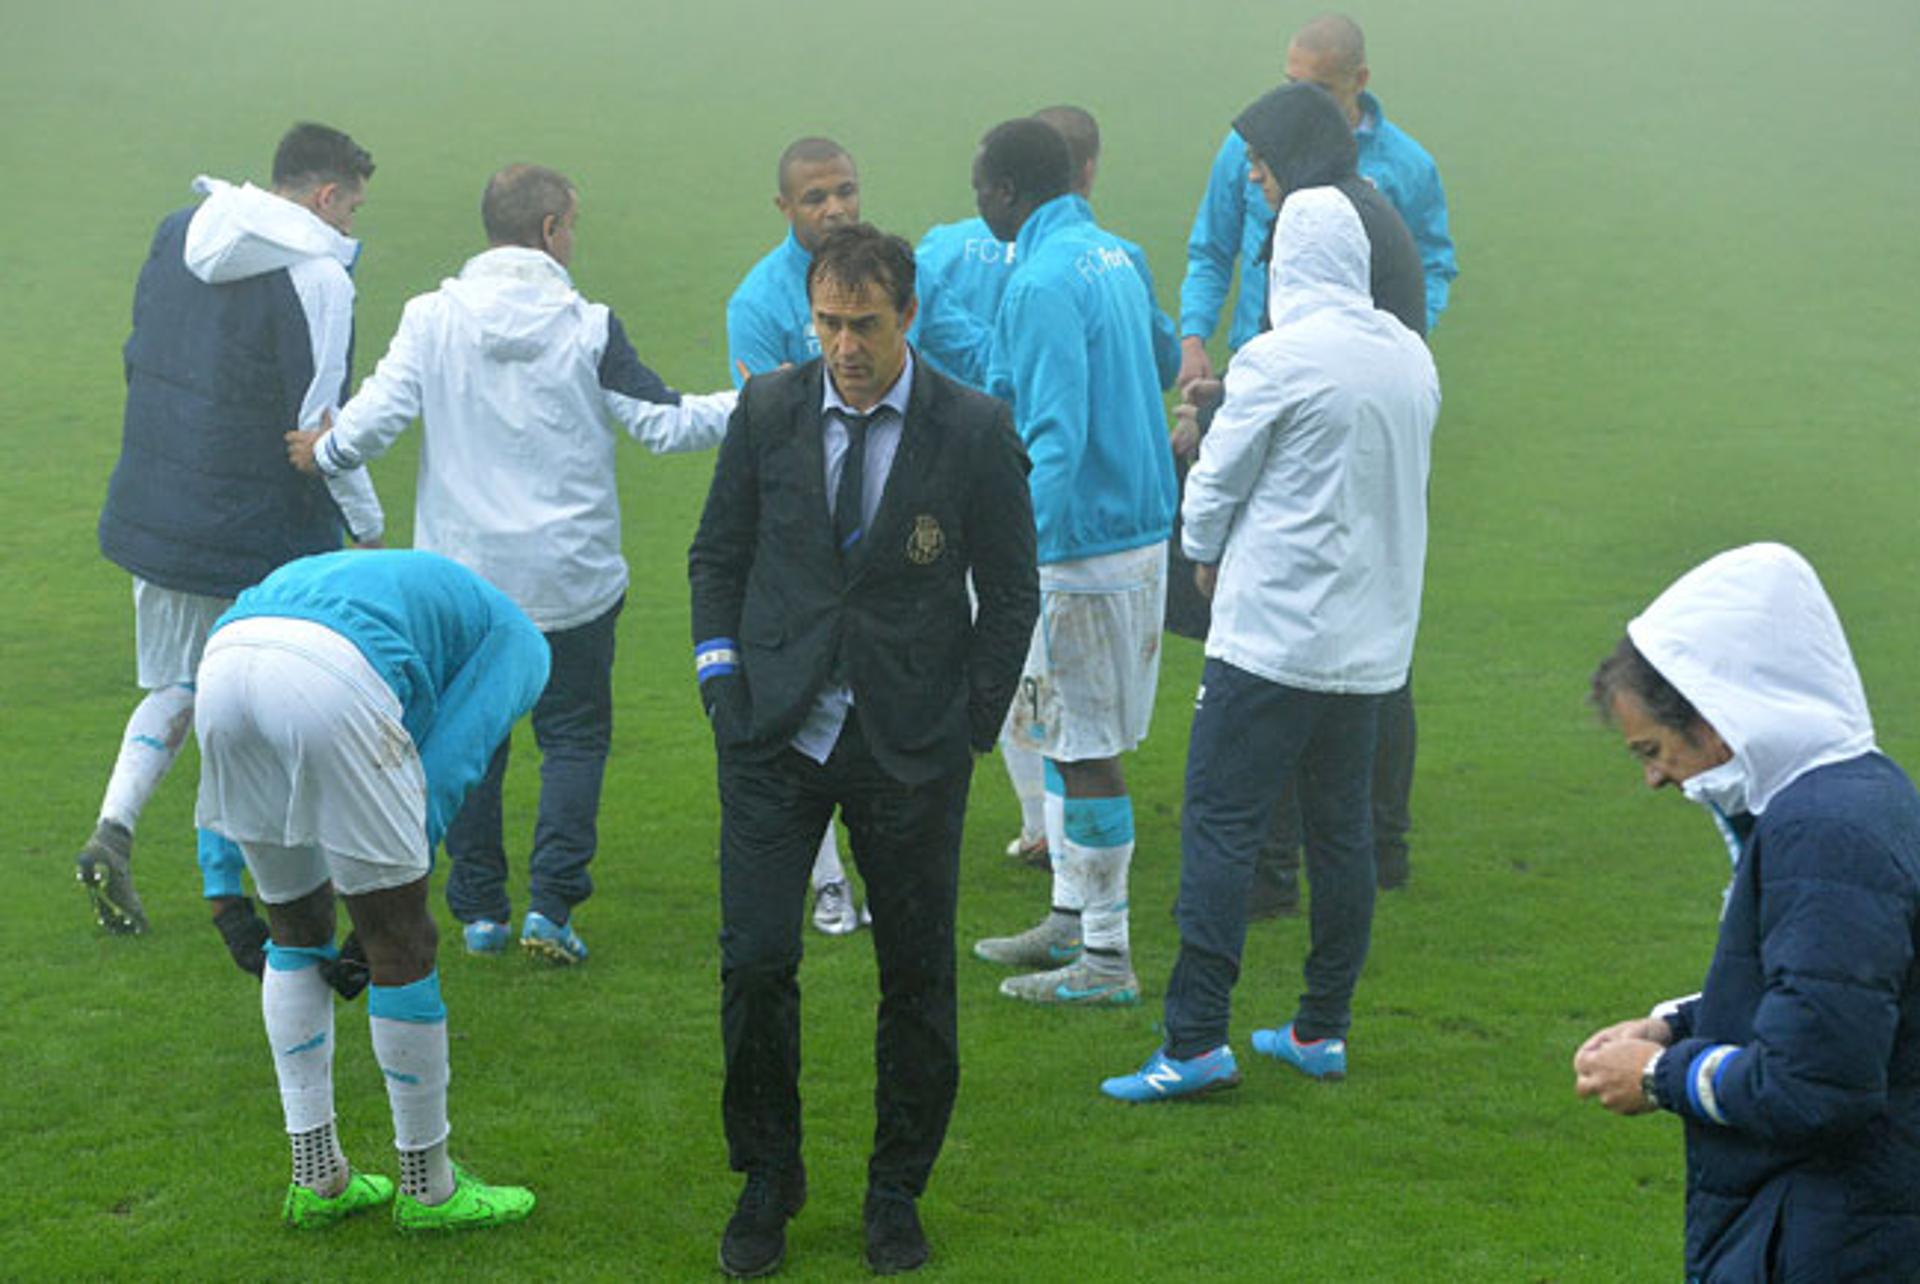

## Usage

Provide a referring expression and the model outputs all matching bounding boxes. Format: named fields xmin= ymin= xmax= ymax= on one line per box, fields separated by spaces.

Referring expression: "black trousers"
xmin=717 ymin=711 xmax=972 ymax=1198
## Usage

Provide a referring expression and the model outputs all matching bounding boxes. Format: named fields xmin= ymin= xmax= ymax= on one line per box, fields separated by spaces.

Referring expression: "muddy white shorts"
xmin=133 ymin=578 xmax=232 ymax=689
xmin=1006 ymin=542 xmax=1167 ymax=763
xmin=195 ymin=616 xmax=429 ymax=902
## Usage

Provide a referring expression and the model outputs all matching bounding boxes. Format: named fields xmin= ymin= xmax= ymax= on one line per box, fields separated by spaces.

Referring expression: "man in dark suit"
xmin=689 ymin=223 xmax=1038 ymax=1278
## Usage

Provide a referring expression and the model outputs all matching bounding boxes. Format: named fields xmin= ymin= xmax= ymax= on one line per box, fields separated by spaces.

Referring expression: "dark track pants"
xmin=1164 ymin=659 xmax=1381 ymax=1057
xmin=446 ymin=596 xmax=622 ymax=927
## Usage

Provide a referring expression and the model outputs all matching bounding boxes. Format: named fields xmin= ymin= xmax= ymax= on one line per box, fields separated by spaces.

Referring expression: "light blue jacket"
xmin=910 ymin=217 xmax=1013 ymax=387
xmin=987 ymin=195 xmax=1176 ymax=566
xmin=913 ymin=215 xmax=1179 ymax=394
xmin=1180 ymin=92 xmax=1457 ymax=347
xmin=728 ymin=229 xmax=992 ymax=388
xmin=216 ymin=550 xmax=550 ymax=848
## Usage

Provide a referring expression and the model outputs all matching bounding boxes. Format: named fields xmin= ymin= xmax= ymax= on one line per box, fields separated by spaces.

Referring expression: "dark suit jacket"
xmin=689 ymin=356 xmax=1038 ymax=785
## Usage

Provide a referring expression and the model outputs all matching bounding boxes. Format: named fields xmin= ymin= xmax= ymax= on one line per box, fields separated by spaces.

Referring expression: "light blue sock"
xmin=198 ymin=827 xmax=246 ymax=900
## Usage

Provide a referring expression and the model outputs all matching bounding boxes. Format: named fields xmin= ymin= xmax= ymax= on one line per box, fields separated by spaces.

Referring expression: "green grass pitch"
xmin=4 ymin=0 xmax=1919 ymax=1277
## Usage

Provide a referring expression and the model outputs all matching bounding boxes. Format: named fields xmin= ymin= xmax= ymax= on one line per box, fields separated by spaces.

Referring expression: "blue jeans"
xmin=1163 ymin=659 xmax=1380 ymax=1058
xmin=445 ymin=597 xmax=622 ymax=927
xmin=1261 ymin=677 xmax=1415 ymax=888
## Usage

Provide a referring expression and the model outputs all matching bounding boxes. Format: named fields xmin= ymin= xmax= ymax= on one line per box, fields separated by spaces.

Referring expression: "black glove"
xmin=213 ymin=897 xmax=269 ymax=980
xmin=701 ymin=672 xmax=751 ymax=747
xmin=319 ymin=931 xmax=370 ymax=1001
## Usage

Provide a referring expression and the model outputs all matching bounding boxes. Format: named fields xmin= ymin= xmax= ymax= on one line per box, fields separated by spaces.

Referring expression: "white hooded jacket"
xmin=319 ymin=246 xmax=737 ymax=631
xmin=1628 ymin=542 xmax=1877 ymax=816
xmin=1182 ymin=186 xmax=1441 ymax=693
xmin=182 ymin=176 xmax=382 ymax=542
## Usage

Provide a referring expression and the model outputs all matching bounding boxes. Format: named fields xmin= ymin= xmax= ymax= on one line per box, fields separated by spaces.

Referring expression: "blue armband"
xmin=1685 ymin=1044 xmax=1741 ymax=1125
xmin=695 ymin=637 xmax=739 ymax=683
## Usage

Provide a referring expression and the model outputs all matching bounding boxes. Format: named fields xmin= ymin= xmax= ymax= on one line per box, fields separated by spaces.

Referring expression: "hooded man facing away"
xmin=85 ymin=122 xmax=382 ymax=975
xmin=1172 ymin=80 xmax=1431 ymax=920
xmin=1102 ymin=185 xmax=1438 ymax=1103
xmin=1576 ymin=543 xmax=1920 ymax=1281
xmin=289 ymin=163 xmax=738 ymax=966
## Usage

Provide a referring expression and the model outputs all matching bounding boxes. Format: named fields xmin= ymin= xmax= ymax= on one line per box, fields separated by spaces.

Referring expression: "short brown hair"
xmin=806 ymin=223 xmax=916 ymax=315
xmin=481 ymin=164 xmax=575 ymax=248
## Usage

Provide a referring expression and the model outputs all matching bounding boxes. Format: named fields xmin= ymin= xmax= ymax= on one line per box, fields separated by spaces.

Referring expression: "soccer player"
xmin=85 ymin=122 xmax=382 ymax=976
xmin=289 ymin=164 xmax=737 ymax=964
xmin=969 ymin=118 xmax=1176 ymax=1008
xmin=915 ymin=106 xmax=1178 ymax=871
xmin=194 ymin=549 xmax=547 ymax=1230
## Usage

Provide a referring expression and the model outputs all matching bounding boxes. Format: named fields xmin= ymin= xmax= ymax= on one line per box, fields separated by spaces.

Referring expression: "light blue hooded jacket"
xmin=987 ymin=195 xmax=1175 ymax=566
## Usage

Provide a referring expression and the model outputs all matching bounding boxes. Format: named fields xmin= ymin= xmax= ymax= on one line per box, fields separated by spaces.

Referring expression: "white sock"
xmin=810 ymin=821 xmax=845 ymax=890
xmin=1001 ymin=737 xmax=1047 ymax=841
xmin=99 ymin=683 xmax=195 ymax=831
xmin=1043 ymin=763 xmax=1080 ymax=914
xmin=369 ymin=975 xmax=453 ymax=1203
xmin=262 ymin=953 xmax=337 ymax=1138
xmin=1063 ymin=793 xmax=1134 ymax=968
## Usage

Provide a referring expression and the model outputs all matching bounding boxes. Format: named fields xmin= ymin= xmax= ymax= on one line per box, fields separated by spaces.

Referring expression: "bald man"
xmin=1175 ymin=14 xmax=1454 ymax=908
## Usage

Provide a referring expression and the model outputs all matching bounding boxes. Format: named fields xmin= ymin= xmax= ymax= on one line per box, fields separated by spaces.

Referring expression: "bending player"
xmin=194 ymin=550 xmax=547 ymax=1230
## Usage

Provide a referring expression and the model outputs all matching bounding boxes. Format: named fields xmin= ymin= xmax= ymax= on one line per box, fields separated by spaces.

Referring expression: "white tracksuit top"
xmin=1181 ymin=186 xmax=1441 ymax=695
xmin=321 ymin=246 xmax=736 ymax=631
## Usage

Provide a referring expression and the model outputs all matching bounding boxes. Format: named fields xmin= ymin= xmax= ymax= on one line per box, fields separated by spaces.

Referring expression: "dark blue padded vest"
xmin=99 ymin=206 xmax=346 ymax=599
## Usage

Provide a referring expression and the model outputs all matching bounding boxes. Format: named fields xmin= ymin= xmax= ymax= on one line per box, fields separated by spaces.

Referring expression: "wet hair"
xmin=777 ymin=137 xmax=852 ymax=196
xmin=1589 ymin=636 xmax=1706 ymax=734
xmin=806 ymin=223 xmax=916 ymax=316
xmin=481 ymin=164 xmax=576 ymax=248
xmin=272 ymin=122 xmax=374 ymax=191
xmin=1291 ymin=12 xmax=1367 ymax=74
xmin=977 ymin=118 xmax=1072 ymax=207
xmin=1032 ymin=104 xmax=1099 ymax=182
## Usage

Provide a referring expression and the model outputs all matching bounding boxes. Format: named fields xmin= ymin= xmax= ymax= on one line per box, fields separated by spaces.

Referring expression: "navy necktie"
xmin=834 ymin=409 xmax=875 ymax=557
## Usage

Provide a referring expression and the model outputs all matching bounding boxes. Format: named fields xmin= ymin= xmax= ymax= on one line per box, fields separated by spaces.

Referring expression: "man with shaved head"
xmin=1180 ymin=13 xmax=1455 ymax=362
xmin=1176 ymin=14 xmax=1455 ymax=913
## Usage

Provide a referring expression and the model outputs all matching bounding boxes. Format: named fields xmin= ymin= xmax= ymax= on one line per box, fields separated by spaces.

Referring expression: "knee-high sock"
xmin=1063 ymin=793 xmax=1134 ymax=962
xmin=1001 ymin=737 xmax=1047 ymax=841
xmin=369 ymin=972 xmax=453 ymax=1203
xmin=263 ymin=942 xmax=344 ymax=1190
xmin=99 ymin=683 xmax=195 ymax=832
xmin=809 ymin=820 xmax=845 ymax=890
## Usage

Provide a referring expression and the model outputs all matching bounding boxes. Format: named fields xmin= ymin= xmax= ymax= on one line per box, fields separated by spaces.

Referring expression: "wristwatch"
xmin=1641 ymin=1048 xmax=1666 ymax=1111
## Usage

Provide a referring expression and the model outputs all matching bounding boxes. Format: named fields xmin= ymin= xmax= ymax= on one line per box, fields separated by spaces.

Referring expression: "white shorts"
xmin=133 ymin=578 xmax=232 ymax=689
xmin=194 ymin=617 xmax=429 ymax=903
xmin=1006 ymin=542 xmax=1167 ymax=762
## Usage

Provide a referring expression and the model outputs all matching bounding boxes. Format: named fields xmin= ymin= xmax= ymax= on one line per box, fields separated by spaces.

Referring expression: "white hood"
xmin=183 ymin=176 xmax=359 ymax=284
xmin=1267 ymin=186 xmax=1372 ymax=331
xmin=1628 ymin=542 xmax=1876 ymax=816
xmin=439 ymin=247 xmax=587 ymax=364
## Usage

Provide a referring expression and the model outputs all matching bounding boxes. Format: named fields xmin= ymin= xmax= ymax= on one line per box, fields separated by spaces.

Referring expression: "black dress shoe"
xmin=720 ymin=1166 xmax=807 ymax=1278
xmin=864 ymin=1190 xmax=929 ymax=1275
